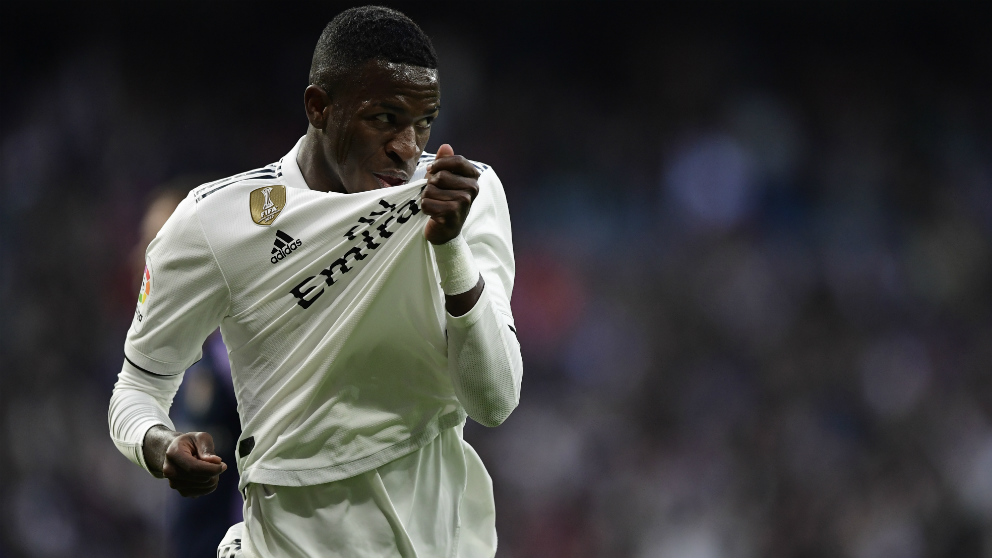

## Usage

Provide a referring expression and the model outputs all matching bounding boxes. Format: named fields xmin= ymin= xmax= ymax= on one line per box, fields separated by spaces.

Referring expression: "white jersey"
xmin=115 ymin=137 xmax=521 ymax=490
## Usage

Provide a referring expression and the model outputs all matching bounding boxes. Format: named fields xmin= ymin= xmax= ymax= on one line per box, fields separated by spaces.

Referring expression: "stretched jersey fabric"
xmin=110 ymin=137 xmax=521 ymax=491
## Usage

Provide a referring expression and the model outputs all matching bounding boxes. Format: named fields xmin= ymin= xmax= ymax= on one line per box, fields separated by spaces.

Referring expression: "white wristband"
xmin=433 ymin=235 xmax=481 ymax=295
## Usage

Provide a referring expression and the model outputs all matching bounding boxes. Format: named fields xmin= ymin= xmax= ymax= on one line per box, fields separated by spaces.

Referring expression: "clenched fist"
xmin=422 ymin=143 xmax=480 ymax=245
xmin=144 ymin=425 xmax=227 ymax=498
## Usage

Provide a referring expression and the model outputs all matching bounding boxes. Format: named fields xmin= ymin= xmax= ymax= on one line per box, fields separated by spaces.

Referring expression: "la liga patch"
xmin=132 ymin=259 xmax=153 ymax=333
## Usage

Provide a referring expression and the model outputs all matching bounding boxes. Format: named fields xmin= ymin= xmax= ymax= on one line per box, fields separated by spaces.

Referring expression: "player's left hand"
xmin=422 ymin=144 xmax=480 ymax=245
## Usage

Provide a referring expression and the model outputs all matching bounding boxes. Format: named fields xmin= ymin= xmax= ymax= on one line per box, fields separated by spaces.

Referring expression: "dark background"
xmin=2 ymin=1 xmax=991 ymax=557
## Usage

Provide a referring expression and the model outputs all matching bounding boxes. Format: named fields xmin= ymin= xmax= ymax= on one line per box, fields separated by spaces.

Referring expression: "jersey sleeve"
xmin=443 ymin=167 xmax=523 ymax=427
xmin=108 ymin=360 xmax=184 ymax=476
xmin=461 ymin=167 xmax=515 ymax=323
xmin=111 ymin=194 xmax=230 ymax=474
xmin=124 ymin=194 xmax=231 ymax=375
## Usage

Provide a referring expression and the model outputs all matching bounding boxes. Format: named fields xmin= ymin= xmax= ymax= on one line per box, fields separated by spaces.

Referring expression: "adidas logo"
xmin=270 ymin=230 xmax=303 ymax=264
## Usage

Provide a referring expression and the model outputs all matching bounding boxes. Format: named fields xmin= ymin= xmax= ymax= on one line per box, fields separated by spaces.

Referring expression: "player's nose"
xmin=386 ymin=126 xmax=418 ymax=164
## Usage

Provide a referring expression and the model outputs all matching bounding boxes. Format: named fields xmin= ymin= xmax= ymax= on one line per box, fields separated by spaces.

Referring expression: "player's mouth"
xmin=372 ymin=173 xmax=408 ymax=188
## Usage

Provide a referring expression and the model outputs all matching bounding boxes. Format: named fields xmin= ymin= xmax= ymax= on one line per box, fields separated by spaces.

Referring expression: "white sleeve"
xmin=442 ymin=167 xmax=523 ymax=427
xmin=108 ymin=361 xmax=184 ymax=477
xmin=110 ymin=193 xmax=229 ymax=474
xmin=124 ymin=194 xmax=230 ymax=375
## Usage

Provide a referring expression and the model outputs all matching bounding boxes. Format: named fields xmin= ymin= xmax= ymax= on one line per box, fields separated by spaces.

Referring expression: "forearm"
xmin=446 ymin=286 xmax=523 ymax=427
xmin=108 ymin=360 xmax=183 ymax=477
xmin=445 ymin=275 xmax=485 ymax=317
xmin=431 ymin=188 xmax=522 ymax=426
xmin=434 ymin=234 xmax=484 ymax=317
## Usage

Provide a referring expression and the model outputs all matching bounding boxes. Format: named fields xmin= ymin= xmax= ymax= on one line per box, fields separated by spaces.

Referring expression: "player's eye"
xmin=374 ymin=114 xmax=394 ymax=124
xmin=415 ymin=116 xmax=434 ymax=129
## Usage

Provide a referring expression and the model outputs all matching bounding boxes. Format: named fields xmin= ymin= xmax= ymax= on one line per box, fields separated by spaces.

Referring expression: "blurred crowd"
xmin=2 ymin=2 xmax=990 ymax=558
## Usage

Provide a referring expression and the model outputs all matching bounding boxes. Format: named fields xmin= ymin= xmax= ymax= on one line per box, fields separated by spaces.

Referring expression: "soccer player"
xmin=108 ymin=6 xmax=522 ymax=558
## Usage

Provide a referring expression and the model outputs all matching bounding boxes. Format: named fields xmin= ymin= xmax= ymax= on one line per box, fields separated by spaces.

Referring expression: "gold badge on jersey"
xmin=250 ymin=185 xmax=286 ymax=226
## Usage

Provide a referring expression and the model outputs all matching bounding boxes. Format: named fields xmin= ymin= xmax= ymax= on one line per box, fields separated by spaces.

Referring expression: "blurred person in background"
xmin=131 ymin=183 xmax=244 ymax=558
xmin=108 ymin=6 xmax=521 ymax=558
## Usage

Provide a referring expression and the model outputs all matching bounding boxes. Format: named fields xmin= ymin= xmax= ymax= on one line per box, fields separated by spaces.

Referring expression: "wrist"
xmin=142 ymin=424 xmax=179 ymax=478
xmin=432 ymin=235 xmax=480 ymax=296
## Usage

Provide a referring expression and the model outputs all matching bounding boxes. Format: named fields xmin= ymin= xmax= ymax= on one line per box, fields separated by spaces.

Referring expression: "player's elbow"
xmin=467 ymin=389 xmax=518 ymax=428
xmin=471 ymin=405 xmax=514 ymax=428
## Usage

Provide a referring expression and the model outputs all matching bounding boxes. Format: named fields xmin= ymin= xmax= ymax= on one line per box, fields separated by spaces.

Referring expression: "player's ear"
xmin=304 ymin=85 xmax=331 ymax=130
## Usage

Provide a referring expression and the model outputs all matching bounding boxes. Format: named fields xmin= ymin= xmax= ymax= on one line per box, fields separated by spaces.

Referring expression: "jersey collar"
xmin=280 ymin=137 xmax=310 ymax=191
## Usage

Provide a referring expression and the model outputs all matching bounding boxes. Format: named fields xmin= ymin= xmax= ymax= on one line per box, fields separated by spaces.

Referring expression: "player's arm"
xmin=421 ymin=144 xmax=485 ymax=315
xmin=423 ymin=146 xmax=523 ymax=427
xmin=108 ymin=194 xmax=231 ymax=496
xmin=110 ymin=362 xmax=226 ymax=495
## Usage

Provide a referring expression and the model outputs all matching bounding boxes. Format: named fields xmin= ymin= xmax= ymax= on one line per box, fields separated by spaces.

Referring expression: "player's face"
xmin=326 ymin=60 xmax=440 ymax=194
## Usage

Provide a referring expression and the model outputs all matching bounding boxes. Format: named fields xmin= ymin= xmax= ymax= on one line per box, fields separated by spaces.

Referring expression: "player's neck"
xmin=297 ymin=132 xmax=347 ymax=194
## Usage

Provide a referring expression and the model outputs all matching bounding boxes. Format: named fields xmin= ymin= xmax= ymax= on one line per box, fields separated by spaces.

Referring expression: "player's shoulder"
xmin=190 ymin=159 xmax=287 ymax=207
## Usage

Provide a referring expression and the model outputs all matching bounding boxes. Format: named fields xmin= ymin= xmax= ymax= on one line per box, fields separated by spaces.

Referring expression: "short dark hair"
xmin=309 ymin=6 xmax=438 ymax=93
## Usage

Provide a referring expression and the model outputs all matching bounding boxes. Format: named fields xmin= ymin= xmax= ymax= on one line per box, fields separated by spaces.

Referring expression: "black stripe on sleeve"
xmin=124 ymin=355 xmax=180 ymax=377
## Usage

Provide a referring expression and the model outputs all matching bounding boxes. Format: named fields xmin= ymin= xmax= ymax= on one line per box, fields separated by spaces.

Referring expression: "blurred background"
xmin=2 ymin=1 xmax=991 ymax=557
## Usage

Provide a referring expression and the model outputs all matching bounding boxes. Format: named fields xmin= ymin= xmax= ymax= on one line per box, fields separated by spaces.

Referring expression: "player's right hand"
xmin=161 ymin=431 xmax=228 ymax=498
xmin=422 ymin=143 xmax=480 ymax=245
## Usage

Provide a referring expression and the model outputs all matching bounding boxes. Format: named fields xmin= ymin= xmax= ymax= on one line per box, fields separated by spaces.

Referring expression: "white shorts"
xmin=220 ymin=426 xmax=496 ymax=558
xmin=217 ymin=522 xmax=245 ymax=558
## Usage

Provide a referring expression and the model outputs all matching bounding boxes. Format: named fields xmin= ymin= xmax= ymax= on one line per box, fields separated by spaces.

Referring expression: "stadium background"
xmin=2 ymin=1 xmax=991 ymax=557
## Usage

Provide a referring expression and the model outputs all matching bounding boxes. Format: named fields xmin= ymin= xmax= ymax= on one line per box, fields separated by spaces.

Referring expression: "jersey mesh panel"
xmin=447 ymin=296 xmax=520 ymax=427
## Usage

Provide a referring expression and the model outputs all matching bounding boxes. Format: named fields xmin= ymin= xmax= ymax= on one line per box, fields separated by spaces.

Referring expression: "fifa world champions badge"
xmin=250 ymin=185 xmax=287 ymax=226
xmin=132 ymin=259 xmax=152 ymax=333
